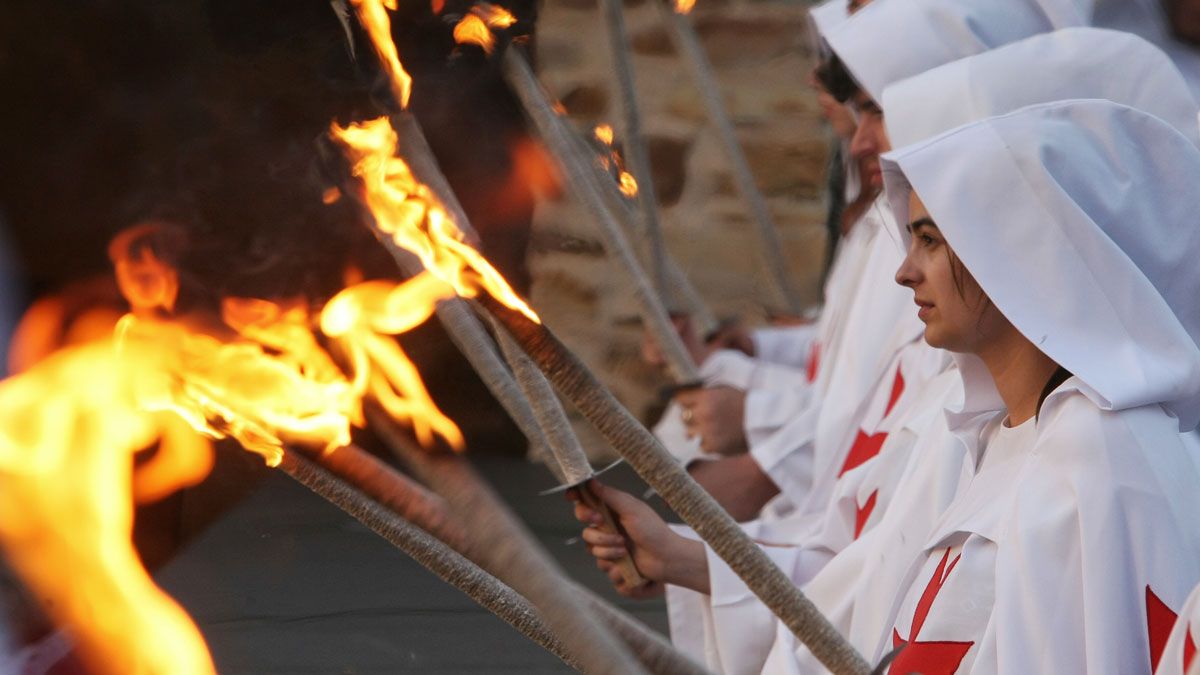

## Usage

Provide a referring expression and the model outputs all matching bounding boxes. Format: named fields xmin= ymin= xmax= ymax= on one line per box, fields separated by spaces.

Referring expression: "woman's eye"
xmin=919 ymin=234 xmax=937 ymax=246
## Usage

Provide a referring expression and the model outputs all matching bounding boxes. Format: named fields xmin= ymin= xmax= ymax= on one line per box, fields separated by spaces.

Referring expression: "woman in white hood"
xmin=872 ymin=99 xmax=1200 ymax=673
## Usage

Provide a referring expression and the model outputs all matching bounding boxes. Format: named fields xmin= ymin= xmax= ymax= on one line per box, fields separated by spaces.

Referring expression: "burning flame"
xmin=593 ymin=124 xmax=640 ymax=198
xmin=0 ymin=326 xmax=216 ymax=674
xmin=594 ymin=124 xmax=615 ymax=146
xmin=452 ymin=3 xmax=517 ymax=54
xmin=0 ymin=218 xmax=473 ymax=671
xmin=330 ymin=118 xmax=539 ymax=323
xmin=350 ymin=0 xmax=413 ymax=108
xmin=350 ymin=0 xmax=535 ymax=322
xmin=0 ymin=0 xmax=538 ymax=666
xmin=675 ymin=0 xmax=697 ymax=14
xmin=320 ymin=274 xmax=464 ymax=447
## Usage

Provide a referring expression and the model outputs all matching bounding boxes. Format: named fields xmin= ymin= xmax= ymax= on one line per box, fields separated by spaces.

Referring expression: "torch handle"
xmin=578 ymin=480 xmax=647 ymax=589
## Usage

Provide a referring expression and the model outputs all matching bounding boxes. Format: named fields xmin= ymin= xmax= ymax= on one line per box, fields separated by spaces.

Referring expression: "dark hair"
xmin=945 ymin=246 xmax=990 ymax=311
xmin=1036 ymin=366 xmax=1074 ymax=419
xmin=814 ymin=50 xmax=861 ymax=103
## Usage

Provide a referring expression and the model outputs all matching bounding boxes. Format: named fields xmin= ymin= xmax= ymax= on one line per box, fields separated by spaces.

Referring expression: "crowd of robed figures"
xmin=567 ymin=0 xmax=1200 ymax=672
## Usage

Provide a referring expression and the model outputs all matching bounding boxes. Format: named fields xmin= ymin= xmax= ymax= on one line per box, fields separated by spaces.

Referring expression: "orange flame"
xmin=452 ymin=3 xmax=518 ymax=54
xmin=350 ymin=0 xmax=413 ymax=108
xmin=593 ymin=124 xmax=640 ymax=198
xmin=109 ymin=223 xmax=180 ymax=313
xmin=320 ymin=274 xmax=464 ymax=448
xmin=675 ymin=0 xmax=696 ymax=14
xmin=330 ymin=118 xmax=540 ymax=323
xmin=0 ymin=334 xmax=216 ymax=675
xmin=594 ymin=124 xmax=615 ymax=146
xmin=453 ymin=15 xmax=495 ymax=54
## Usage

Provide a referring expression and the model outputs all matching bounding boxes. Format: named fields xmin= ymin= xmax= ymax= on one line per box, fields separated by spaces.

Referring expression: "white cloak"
xmin=1156 ymin=582 xmax=1200 ymax=675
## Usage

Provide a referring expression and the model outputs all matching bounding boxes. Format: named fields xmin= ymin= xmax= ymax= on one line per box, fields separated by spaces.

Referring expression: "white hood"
xmin=822 ymin=0 xmax=1084 ymax=103
xmin=808 ymin=0 xmax=848 ymax=39
xmin=882 ymin=99 xmax=1200 ymax=430
xmin=1064 ymin=0 xmax=1200 ymax=99
xmin=882 ymin=27 xmax=1200 ymax=150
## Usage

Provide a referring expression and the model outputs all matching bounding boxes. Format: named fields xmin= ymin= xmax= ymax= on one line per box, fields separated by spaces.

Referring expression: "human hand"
xmin=569 ymin=482 xmax=709 ymax=594
xmin=675 ymin=385 xmax=749 ymax=456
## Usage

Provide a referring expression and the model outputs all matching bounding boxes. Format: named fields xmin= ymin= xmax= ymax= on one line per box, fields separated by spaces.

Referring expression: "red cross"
xmin=838 ymin=368 xmax=905 ymax=478
xmin=890 ymin=548 xmax=974 ymax=675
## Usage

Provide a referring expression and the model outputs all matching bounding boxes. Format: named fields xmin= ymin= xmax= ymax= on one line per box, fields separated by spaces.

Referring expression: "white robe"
xmin=765 ymin=370 xmax=968 ymax=674
xmin=864 ymin=100 xmax=1200 ymax=674
xmin=667 ymin=340 xmax=948 ymax=675
xmin=651 ymin=207 xmax=876 ymax=467
xmin=877 ymin=385 xmax=1200 ymax=674
xmin=1156 ymin=582 xmax=1200 ymax=675
xmin=749 ymin=207 xmax=922 ymax=514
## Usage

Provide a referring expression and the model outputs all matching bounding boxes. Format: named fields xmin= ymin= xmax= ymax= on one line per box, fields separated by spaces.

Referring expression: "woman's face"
xmin=894 ymin=191 xmax=1005 ymax=353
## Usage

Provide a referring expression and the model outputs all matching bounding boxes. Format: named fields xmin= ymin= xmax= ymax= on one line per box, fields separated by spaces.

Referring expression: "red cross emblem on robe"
xmin=839 ymin=368 xmax=905 ymax=478
xmin=890 ymin=547 xmax=974 ymax=675
xmin=1146 ymin=586 xmax=1197 ymax=672
xmin=854 ymin=490 xmax=878 ymax=540
xmin=806 ymin=342 xmax=821 ymax=383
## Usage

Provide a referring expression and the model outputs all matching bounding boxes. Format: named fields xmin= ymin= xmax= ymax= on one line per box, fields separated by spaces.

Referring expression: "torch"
xmin=653 ymin=0 xmax=805 ymax=316
xmin=334 ymin=3 xmax=649 ymax=673
xmin=334 ymin=4 xmax=869 ymax=672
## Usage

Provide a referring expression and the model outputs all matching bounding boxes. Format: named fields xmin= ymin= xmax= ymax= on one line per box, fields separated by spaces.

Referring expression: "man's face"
xmin=848 ymin=90 xmax=890 ymax=190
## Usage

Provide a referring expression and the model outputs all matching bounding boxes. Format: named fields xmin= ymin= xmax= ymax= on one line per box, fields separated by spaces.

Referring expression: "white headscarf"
xmin=882 ymin=28 xmax=1200 ymax=150
xmin=882 ymin=100 xmax=1200 ymax=430
xmin=822 ymin=0 xmax=1083 ymax=103
xmin=808 ymin=0 xmax=848 ymax=38
xmin=1057 ymin=0 xmax=1200 ymax=99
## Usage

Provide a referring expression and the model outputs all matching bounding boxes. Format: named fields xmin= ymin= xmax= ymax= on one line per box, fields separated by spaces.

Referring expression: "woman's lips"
xmin=915 ymin=298 xmax=934 ymax=321
xmin=865 ymin=166 xmax=883 ymax=189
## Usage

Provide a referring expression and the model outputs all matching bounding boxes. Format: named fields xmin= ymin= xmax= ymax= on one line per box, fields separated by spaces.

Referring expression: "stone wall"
xmin=525 ymin=0 xmax=831 ymax=458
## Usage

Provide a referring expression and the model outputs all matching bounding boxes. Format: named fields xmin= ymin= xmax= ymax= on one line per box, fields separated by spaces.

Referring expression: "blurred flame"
xmin=452 ymin=3 xmax=517 ymax=54
xmin=453 ymin=15 xmax=495 ymax=53
xmin=350 ymin=0 xmax=413 ymax=108
xmin=109 ymin=224 xmax=179 ymax=313
xmin=0 ymin=334 xmax=216 ymax=675
xmin=594 ymin=124 xmax=615 ymax=146
xmin=331 ymin=118 xmax=539 ymax=323
xmin=675 ymin=0 xmax=696 ymax=14
xmin=323 ymin=186 xmax=343 ymax=204
xmin=593 ymin=124 xmax=640 ymax=198
xmin=0 ymin=218 xmax=473 ymax=671
xmin=619 ymin=172 xmax=639 ymax=198
xmin=320 ymin=275 xmax=464 ymax=448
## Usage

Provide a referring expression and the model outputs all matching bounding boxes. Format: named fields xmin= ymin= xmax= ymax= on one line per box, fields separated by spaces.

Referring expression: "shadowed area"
xmin=157 ymin=455 xmax=669 ymax=673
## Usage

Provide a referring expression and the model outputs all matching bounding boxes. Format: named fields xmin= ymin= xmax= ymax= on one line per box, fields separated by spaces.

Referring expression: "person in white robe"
xmin=685 ymin=24 xmax=1200 ymax=673
xmin=873 ymin=99 xmax=1200 ymax=674
xmin=774 ymin=27 xmax=1200 ymax=675
xmin=592 ymin=2 xmax=1101 ymax=671
xmin=651 ymin=0 xmax=864 ymax=476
